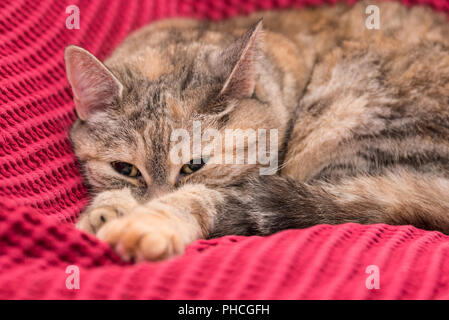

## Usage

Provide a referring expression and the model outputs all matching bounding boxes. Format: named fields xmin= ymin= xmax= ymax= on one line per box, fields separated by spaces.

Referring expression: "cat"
xmin=65 ymin=0 xmax=449 ymax=262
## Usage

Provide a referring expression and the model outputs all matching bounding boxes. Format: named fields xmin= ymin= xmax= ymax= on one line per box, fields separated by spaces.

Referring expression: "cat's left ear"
xmin=216 ymin=19 xmax=263 ymax=100
xmin=64 ymin=45 xmax=123 ymax=120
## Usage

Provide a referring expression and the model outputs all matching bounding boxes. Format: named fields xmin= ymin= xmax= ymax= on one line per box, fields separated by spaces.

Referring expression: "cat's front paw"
xmin=76 ymin=205 xmax=122 ymax=234
xmin=75 ymin=188 xmax=139 ymax=234
xmin=96 ymin=209 xmax=186 ymax=262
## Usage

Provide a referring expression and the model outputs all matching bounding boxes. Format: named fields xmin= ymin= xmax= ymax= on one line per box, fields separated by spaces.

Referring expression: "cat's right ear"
xmin=216 ymin=19 xmax=263 ymax=100
xmin=64 ymin=45 xmax=123 ymax=120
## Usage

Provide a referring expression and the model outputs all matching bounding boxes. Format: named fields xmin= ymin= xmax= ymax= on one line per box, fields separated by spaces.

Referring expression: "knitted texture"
xmin=1 ymin=0 xmax=449 ymax=299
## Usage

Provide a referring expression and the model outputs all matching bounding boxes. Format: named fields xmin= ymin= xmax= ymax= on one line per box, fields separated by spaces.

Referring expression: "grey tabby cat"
xmin=65 ymin=1 xmax=449 ymax=261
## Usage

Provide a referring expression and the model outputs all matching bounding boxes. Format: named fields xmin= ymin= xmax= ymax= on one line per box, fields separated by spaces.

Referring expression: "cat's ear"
xmin=217 ymin=19 xmax=263 ymax=100
xmin=64 ymin=45 xmax=123 ymax=120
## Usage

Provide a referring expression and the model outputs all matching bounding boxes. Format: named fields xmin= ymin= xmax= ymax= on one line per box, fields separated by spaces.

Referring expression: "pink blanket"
xmin=1 ymin=0 xmax=449 ymax=299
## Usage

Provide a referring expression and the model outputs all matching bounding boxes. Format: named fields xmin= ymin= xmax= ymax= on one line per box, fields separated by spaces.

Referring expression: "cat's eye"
xmin=111 ymin=161 xmax=141 ymax=178
xmin=181 ymin=158 xmax=207 ymax=175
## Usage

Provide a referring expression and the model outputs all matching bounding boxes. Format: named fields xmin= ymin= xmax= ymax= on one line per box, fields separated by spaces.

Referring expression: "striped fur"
xmin=67 ymin=1 xmax=449 ymax=261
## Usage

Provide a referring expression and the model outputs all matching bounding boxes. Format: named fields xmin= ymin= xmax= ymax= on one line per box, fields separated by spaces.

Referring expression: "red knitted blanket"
xmin=1 ymin=0 xmax=449 ymax=299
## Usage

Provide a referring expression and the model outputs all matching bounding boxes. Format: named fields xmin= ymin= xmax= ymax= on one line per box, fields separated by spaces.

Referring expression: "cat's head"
xmin=65 ymin=20 xmax=283 ymax=200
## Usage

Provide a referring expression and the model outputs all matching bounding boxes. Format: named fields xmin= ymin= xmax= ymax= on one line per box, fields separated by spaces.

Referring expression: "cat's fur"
xmin=66 ymin=1 xmax=449 ymax=261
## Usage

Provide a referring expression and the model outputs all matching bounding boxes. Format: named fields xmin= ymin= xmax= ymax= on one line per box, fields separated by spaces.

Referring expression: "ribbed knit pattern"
xmin=1 ymin=0 xmax=449 ymax=299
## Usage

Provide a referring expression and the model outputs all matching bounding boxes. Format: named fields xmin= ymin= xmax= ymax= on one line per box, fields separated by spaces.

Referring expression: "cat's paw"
xmin=96 ymin=209 xmax=186 ymax=262
xmin=75 ymin=188 xmax=139 ymax=234
xmin=76 ymin=205 xmax=122 ymax=234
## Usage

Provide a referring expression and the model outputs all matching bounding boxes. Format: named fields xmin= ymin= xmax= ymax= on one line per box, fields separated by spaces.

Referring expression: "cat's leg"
xmin=76 ymin=188 xmax=139 ymax=234
xmin=94 ymin=184 xmax=222 ymax=261
xmin=79 ymin=170 xmax=449 ymax=262
xmin=209 ymin=170 xmax=449 ymax=238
